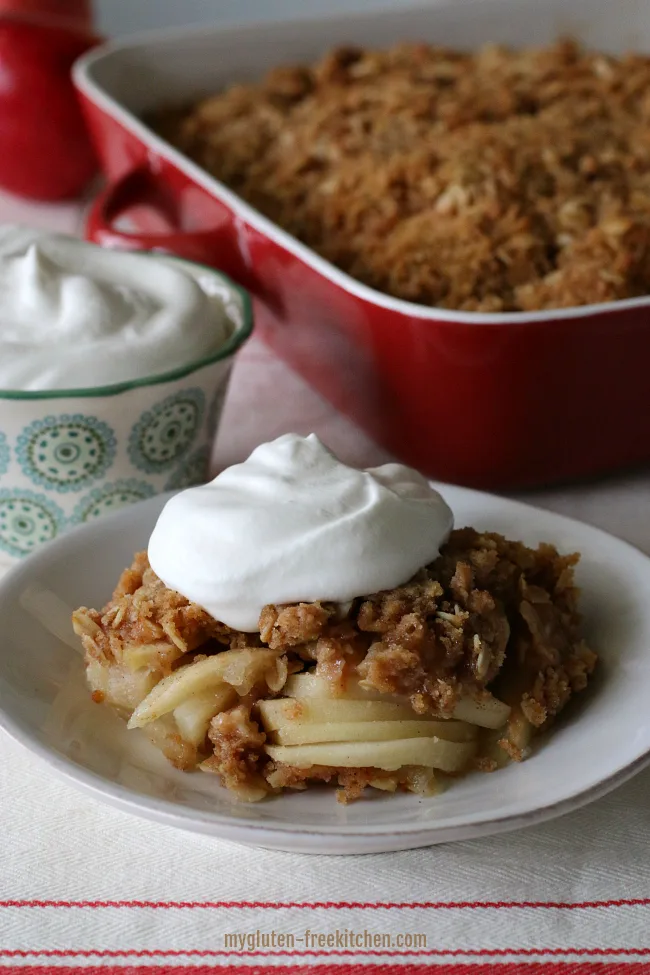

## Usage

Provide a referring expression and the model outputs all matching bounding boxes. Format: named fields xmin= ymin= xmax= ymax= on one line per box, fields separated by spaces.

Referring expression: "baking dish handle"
xmin=85 ymin=166 xmax=259 ymax=292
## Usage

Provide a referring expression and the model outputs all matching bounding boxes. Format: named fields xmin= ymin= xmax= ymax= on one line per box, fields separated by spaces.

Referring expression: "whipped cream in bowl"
xmin=148 ymin=433 xmax=454 ymax=630
xmin=0 ymin=225 xmax=244 ymax=392
xmin=0 ymin=225 xmax=252 ymax=564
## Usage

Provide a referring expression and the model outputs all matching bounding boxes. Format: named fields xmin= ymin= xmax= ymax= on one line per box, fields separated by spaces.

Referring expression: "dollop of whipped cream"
xmin=0 ymin=225 xmax=233 ymax=390
xmin=148 ymin=433 xmax=454 ymax=631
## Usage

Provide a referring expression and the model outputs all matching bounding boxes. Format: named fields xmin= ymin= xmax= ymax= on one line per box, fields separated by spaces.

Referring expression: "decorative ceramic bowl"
xmin=0 ymin=258 xmax=252 ymax=563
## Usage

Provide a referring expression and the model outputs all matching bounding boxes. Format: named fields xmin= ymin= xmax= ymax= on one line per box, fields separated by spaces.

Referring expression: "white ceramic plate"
xmin=0 ymin=486 xmax=649 ymax=854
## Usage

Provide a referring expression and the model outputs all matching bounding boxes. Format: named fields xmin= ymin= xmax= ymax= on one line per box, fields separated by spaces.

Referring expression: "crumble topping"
xmin=74 ymin=529 xmax=596 ymax=801
xmin=150 ymin=39 xmax=650 ymax=312
xmin=73 ymin=550 xmax=231 ymax=673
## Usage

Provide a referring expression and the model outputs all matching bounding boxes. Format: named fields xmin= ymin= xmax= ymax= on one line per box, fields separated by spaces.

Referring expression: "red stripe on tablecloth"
xmin=1 ymin=949 xmax=650 ymax=958
xmin=1 ymin=899 xmax=650 ymax=910
xmin=3 ymin=965 xmax=650 ymax=974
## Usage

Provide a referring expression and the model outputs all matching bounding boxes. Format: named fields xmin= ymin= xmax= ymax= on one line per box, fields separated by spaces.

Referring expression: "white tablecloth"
xmin=1 ymin=190 xmax=649 ymax=973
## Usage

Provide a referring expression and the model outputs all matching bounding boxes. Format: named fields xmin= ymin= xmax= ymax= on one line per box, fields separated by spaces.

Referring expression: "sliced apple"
xmin=265 ymin=736 xmax=476 ymax=772
xmin=258 ymin=697 xmax=428 ymax=730
xmin=402 ymin=766 xmax=441 ymax=797
xmin=507 ymin=704 xmax=534 ymax=752
xmin=128 ymin=648 xmax=282 ymax=729
xmin=123 ymin=641 xmax=183 ymax=674
xmin=269 ymin=718 xmax=477 ymax=746
xmin=284 ymin=672 xmax=510 ymax=729
xmin=283 ymin=672 xmax=390 ymax=702
xmin=452 ymin=693 xmax=511 ymax=729
xmin=173 ymin=687 xmax=236 ymax=746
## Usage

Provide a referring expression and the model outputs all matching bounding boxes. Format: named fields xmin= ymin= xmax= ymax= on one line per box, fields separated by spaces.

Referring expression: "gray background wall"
xmin=95 ymin=0 xmax=425 ymax=36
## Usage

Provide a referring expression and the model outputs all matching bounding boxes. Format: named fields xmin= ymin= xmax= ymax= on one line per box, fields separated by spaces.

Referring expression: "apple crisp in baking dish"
xmin=150 ymin=39 xmax=650 ymax=313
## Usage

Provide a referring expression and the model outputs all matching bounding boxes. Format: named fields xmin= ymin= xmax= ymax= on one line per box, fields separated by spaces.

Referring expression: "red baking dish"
xmin=74 ymin=0 xmax=650 ymax=489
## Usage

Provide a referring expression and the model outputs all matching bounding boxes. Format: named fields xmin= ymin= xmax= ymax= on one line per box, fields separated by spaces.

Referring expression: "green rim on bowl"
xmin=0 ymin=256 xmax=254 ymax=401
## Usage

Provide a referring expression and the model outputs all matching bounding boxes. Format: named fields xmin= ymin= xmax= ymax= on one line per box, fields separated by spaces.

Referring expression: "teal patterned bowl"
xmin=0 ymin=259 xmax=252 ymax=564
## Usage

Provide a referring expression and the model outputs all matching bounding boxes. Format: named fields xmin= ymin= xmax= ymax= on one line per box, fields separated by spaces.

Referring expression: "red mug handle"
xmin=85 ymin=165 xmax=260 ymax=293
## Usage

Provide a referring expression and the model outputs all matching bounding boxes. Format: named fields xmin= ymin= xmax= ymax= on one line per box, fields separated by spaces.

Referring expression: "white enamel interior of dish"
xmin=0 ymin=485 xmax=649 ymax=853
xmin=74 ymin=0 xmax=650 ymax=325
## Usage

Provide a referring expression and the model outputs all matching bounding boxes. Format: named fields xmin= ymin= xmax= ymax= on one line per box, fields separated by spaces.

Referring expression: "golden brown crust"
xmin=72 ymin=551 xmax=231 ymax=674
xmin=259 ymin=602 xmax=332 ymax=648
xmin=497 ymin=738 xmax=525 ymax=763
xmin=150 ymin=39 xmax=650 ymax=312
xmin=264 ymin=762 xmax=438 ymax=803
xmin=202 ymin=704 xmax=269 ymax=801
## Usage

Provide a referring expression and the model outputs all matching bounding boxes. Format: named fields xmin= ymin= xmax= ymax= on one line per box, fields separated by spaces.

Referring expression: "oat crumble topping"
xmin=73 ymin=529 xmax=597 ymax=802
xmin=150 ymin=39 xmax=650 ymax=312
